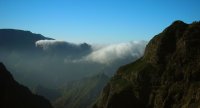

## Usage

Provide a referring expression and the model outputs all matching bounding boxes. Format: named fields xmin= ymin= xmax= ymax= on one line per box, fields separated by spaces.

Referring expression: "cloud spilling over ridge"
xmin=36 ymin=40 xmax=147 ymax=64
xmin=35 ymin=40 xmax=76 ymax=50
xmin=72 ymin=41 xmax=147 ymax=64
xmin=35 ymin=40 xmax=91 ymax=55
xmin=84 ymin=41 xmax=147 ymax=64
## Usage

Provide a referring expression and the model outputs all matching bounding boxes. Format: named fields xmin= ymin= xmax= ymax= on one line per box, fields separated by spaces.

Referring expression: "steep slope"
xmin=53 ymin=73 xmax=109 ymax=108
xmin=0 ymin=62 xmax=53 ymax=108
xmin=94 ymin=21 xmax=200 ymax=108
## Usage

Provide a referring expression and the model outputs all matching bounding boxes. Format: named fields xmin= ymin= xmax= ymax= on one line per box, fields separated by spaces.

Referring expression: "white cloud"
xmin=36 ymin=40 xmax=147 ymax=65
xmin=35 ymin=40 xmax=85 ymax=51
xmin=82 ymin=41 xmax=147 ymax=64
xmin=35 ymin=40 xmax=68 ymax=50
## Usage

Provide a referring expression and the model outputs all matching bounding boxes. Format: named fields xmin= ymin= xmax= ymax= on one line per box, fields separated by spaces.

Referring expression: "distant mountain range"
xmin=0 ymin=29 xmax=91 ymax=56
xmin=0 ymin=29 xmax=145 ymax=88
xmin=0 ymin=29 xmax=53 ymax=54
xmin=0 ymin=62 xmax=53 ymax=108
xmin=0 ymin=29 xmax=95 ymax=88
xmin=0 ymin=29 xmax=145 ymax=108
xmin=94 ymin=21 xmax=200 ymax=108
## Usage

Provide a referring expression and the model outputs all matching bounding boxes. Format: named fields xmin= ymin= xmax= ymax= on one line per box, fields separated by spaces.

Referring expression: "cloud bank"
xmin=35 ymin=40 xmax=91 ymax=56
xmin=69 ymin=41 xmax=147 ymax=65
xmin=35 ymin=40 xmax=77 ymax=50
xmin=83 ymin=41 xmax=147 ymax=64
xmin=36 ymin=40 xmax=147 ymax=64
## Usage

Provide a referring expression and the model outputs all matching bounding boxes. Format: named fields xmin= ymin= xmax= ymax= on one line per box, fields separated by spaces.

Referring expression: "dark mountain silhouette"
xmin=94 ymin=21 xmax=200 ymax=108
xmin=0 ymin=62 xmax=53 ymax=108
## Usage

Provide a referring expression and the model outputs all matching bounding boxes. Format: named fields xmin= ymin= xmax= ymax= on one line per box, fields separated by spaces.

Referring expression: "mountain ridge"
xmin=94 ymin=20 xmax=200 ymax=108
xmin=0 ymin=29 xmax=53 ymax=50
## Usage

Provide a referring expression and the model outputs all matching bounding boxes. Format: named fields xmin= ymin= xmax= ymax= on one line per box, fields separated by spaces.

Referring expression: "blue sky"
xmin=0 ymin=0 xmax=200 ymax=43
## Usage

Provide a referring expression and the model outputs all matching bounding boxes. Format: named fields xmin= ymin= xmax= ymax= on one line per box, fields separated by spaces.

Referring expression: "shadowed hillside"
xmin=0 ymin=63 xmax=53 ymax=108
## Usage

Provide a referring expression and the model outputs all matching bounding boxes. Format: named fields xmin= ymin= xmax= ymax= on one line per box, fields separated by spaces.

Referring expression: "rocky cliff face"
xmin=93 ymin=21 xmax=200 ymax=108
xmin=0 ymin=63 xmax=53 ymax=108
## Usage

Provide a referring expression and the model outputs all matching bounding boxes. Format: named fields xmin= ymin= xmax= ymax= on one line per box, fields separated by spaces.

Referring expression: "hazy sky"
xmin=0 ymin=0 xmax=200 ymax=43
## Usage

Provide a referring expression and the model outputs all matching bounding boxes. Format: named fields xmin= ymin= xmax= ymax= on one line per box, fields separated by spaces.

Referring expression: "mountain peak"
xmin=144 ymin=20 xmax=191 ymax=65
xmin=94 ymin=21 xmax=200 ymax=108
xmin=171 ymin=20 xmax=187 ymax=26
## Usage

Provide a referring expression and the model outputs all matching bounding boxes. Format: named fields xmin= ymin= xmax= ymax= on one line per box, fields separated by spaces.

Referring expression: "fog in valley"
xmin=0 ymin=30 xmax=147 ymax=102
xmin=0 ymin=29 xmax=147 ymax=108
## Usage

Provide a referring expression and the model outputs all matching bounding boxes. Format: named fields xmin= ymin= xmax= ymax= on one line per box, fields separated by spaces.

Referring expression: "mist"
xmin=35 ymin=40 xmax=89 ymax=51
xmin=0 ymin=30 xmax=147 ymax=89
xmin=84 ymin=41 xmax=147 ymax=64
xmin=0 ymin=29 xmax=148 ymax=107
xmin=1 ymin=39 xmax=147 ymax=88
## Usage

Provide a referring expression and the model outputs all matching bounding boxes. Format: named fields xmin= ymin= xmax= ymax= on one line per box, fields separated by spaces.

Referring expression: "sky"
xmin=0 ymin=0 xmax=200 ymax=44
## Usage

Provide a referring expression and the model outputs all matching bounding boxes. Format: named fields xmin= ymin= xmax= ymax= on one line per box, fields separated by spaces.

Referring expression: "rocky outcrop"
xmin=94 ymin=21 xmax=200 ymax=108
xmin=0 ymin=63 xmax=53 ymax=108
